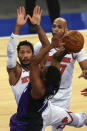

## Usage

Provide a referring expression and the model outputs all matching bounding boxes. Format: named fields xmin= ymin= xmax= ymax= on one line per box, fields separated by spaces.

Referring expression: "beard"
xmin=20 ymin=60 xmax=30 ymax=69
xmin=21 ymin=63 xmax=30 ymax=67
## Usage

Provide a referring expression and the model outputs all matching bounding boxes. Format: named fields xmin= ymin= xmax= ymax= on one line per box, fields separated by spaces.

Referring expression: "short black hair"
xmin=45 ymin=66 xmax=61 ymax=86
xmin=17 ymin=40 xmax=34 ymax=54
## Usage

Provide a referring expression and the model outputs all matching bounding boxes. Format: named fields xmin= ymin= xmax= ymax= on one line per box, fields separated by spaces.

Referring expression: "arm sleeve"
xmin=34 ymin=41 xmax=42 ymax=55
xmin=7 ymin=33 xmax=18 ymax=68
xmin=56 ymin=112 xmax=87 ymax=129
xmin=69 ymin=112 xmax=87 ymax=128
xmin=34 ymin=38 xmax=51 ymax=55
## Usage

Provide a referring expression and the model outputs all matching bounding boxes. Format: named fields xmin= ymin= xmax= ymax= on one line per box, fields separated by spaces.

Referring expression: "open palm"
xmin=28 ymin=6 xmax=43 ymax=25
xmin=16 ymin=6 xmax=29 ymax=26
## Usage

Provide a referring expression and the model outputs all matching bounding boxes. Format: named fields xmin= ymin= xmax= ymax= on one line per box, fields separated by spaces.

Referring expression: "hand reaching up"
xmin=79 ymin=70 xmax=87 ymax=79
xmin=28 ymin=5 xmax=43 ymax=25
xmin=16 ymin=6 xmax=29 ymax=26
xmin=81 ymin=88 xmax=87 ymax=96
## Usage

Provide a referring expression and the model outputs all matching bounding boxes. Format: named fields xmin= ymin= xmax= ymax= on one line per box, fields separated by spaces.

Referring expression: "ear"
xmin=65 ymin=27 xmax=68 ymax=33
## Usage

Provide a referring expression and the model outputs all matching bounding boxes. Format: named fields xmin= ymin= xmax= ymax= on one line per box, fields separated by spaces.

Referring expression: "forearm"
xmin=7 ymin=33 xmax=18 ymax=68
xmin=36 ymin=25 xmax=50 ymax=47
xmin=13 ymin=24 xmax=21 ymax=35
xmin=32 ymin=44 xmax=53 ymax=65
xmin=53 ymin=48 xmax=68 ymax=62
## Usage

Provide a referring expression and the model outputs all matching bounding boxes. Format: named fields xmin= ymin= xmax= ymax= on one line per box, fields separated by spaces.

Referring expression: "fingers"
xmin=37 ymin=6 xmax=43 ymax=15
xmin=78 ymin=70 xmax=87 ymax=78
xmin=81 ymin=88 xmax=87 ymax=92
xmin=27 ymin=14 xmax=31 ymax=21
xmin=33 ymin=5 xmax=43 ymax=15
xmin=39 ymin=8 xmax=43 ymax=16
xmin=16 ymin=5 xmax=43 ymax=25
xmin=21 ymin=6 xmax=25 ymax=15
xmin=81 ymin=92 xmax=87 ymax=96
xmin=17 ymin=6 xmax=25 ymax=16
xmin=81 ymin=88 xmax=87 ymax=96
xmin=78 ymin=73 xmax=84 ymax=78
xmin=25 ymin=15 xmax=30 ymax=22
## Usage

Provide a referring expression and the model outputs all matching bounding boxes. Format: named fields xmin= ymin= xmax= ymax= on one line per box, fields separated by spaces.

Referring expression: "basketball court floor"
xmin=0 ymin=31 xmax=87 ymax=131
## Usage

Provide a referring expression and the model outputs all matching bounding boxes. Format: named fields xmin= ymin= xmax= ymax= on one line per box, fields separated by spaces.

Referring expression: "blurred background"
xmin=0 ymin=0 xmax=87 ymax=36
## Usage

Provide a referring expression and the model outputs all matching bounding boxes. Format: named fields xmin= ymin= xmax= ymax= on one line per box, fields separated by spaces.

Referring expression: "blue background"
xmin=0 ymin=12 xmax=87 ymax=36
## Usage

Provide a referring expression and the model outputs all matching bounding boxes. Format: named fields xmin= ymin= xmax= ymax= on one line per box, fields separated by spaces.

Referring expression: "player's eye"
xmin=52 ymin=24 xmax=56 ymax=28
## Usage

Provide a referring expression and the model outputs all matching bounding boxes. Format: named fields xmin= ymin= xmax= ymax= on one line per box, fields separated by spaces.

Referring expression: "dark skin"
xmin=79 ymin=70 xmax=87 ymax=96
xmin=29 ymin=41 xmax=66 ymax=99
xmin=81 ymin=88 xmax=87 ymax=96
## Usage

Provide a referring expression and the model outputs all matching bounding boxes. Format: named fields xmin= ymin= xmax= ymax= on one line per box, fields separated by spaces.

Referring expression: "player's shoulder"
xmin=34 ymin=41 xmax=42 ymax=48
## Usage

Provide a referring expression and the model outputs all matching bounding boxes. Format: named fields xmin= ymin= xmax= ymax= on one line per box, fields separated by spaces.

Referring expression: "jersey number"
xmin=60 ymin=64 xmax=67 ymax=74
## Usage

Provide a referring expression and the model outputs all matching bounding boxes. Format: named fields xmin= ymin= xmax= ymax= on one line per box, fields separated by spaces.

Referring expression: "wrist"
xmin=15 ymin=24 xmax=21 ymax=28
xmin=13 ymin=24 xmax=21 ymax=34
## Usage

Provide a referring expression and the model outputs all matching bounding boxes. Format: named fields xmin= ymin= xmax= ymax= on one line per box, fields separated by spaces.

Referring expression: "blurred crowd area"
xmin=0 ymin=0 xmax=87 ymax=19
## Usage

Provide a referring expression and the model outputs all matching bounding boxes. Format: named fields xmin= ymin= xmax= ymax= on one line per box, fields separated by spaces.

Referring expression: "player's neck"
xmin=22 ymin=65 xmax=30 ymax=71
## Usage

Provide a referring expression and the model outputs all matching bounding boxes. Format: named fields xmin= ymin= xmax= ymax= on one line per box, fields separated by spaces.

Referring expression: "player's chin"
xmin=23 ymin=61 xmax=30 ymax=64
xmin=22 ymin=61 xmax=30 ymax=66
xmin=53 ymin=32 xmax=63 ymax=39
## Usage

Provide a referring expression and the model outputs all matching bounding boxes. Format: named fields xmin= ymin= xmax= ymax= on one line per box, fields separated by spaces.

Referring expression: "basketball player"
xmin=9 ymin=30 xmax=87 ymax=131
xmin=33 ymin=13 xmax=87 ymax=131
xmin=9 ymin=28 xmax=62 ymax=131
xmin=7 ymin=6 xmax=44 ymax=105
xmin=7 ymin=5 xmax=49 ymax=130
xmin=7 ymin=7 xmax=33 ymax=105
xmin=7 ymin=5 xmax=60 ymax=130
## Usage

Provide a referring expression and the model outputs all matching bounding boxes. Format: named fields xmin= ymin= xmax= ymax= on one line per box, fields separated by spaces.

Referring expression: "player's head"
xmin=17 ymin=40 xmax=34 ymax=67
xmin=52 ymin=17 xmax=68 ymax=39
xmin=44 ymin=66 xmax=61 ymax=98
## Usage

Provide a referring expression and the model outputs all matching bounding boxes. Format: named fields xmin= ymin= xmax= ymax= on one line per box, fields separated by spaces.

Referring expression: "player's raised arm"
xmin=14 ymin=6 xmax=29 ymax=34
xmin=28 ymin=5 xmax=50 ymax=47
xmin=7 ymin=6 xmax=29 ymax=85
xmin=30 ymin=39 xmax=61 ymax=98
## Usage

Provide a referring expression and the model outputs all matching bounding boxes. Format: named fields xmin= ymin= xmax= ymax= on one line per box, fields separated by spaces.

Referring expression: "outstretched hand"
xmin=81 ymin=88 xmax=87 ymax=96
xmin=28 ymin=5 xmax=43 ymax=25
xmin=78 ymin=70 xmax=87 ymax=79
xmin=16 ymin=6 xmax=29 ymax=26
